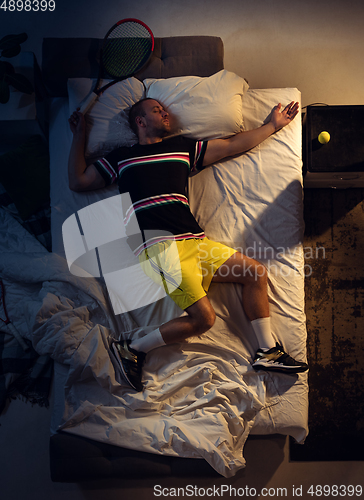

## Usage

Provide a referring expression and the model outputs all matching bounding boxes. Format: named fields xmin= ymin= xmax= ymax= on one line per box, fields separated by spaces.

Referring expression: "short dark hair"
xmin=128 ymin=98 xmax=154 ymax=136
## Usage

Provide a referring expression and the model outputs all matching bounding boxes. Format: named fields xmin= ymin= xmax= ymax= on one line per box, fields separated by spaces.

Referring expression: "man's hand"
xmin=270 ymin=101 xmax=299 ymax=131
xmin=68 ymin=110 xmax=86 ymax=137
xmin=68 ymin=109 xmax=106 ymax=192
xmin=203 ymin=100 xmax=300 ymax=167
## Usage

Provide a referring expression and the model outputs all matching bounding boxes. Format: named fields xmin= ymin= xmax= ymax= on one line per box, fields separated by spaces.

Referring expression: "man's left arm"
xmin=202 ymin=101 xmax=299 ymax=167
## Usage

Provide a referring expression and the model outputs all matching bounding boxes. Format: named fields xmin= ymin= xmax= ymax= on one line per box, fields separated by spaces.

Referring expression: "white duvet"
xmin=0 ymin=87 xmax=308 ymax=478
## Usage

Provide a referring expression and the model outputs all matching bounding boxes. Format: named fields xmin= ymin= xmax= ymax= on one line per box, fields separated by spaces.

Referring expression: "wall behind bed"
xmin=2 ymin=0 xmax=363 ymax=107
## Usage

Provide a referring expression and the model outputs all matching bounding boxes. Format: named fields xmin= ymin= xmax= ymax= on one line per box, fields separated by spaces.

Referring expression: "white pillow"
xmin=67 ymin=77 xmax=145 ymax=159
xmin=144 ymin=70 xmax=249 ymax=140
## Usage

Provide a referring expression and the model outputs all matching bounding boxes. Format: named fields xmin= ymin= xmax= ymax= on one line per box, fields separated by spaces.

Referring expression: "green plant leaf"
xmin=6 ymin=72 xmax=34 ymax=94
xmin=0 ymin=33 xmax=28 ymax=50
xmin=1 ymin=45 xmax=21 ymax=58
xmin=0 ymin=79 xmax=10 ymax=103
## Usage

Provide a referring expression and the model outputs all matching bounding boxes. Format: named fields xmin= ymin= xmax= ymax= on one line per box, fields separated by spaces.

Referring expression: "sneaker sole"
xmin=112 ymin=343 xmax=139 ymax=390
xmin=252 ymin=362 xmax=308 ymax=374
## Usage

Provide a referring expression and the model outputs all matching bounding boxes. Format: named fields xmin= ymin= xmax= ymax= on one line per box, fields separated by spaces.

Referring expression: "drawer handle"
xmin=332 ymin=174 xmax=361 ymax=181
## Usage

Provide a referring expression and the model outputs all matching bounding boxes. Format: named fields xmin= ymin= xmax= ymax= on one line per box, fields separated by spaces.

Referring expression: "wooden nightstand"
xmin=0 ymin=52 xmax=47 ymax=154
xmin=303 ymin=105 xmax=364 ymax=188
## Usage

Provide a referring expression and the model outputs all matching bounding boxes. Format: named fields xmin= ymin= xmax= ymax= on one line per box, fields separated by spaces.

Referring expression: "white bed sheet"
xmin=45 ymin=88 xmax=308 ymax=478
xmin=189 ymin=87 xmax=308 ymax=437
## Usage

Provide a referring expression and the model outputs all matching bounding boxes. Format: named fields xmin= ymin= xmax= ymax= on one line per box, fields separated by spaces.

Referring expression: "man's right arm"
xmin=68 ymin=111 xmax=106 ymax=192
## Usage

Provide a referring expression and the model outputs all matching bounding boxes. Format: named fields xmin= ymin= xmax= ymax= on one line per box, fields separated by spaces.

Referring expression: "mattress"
xmin=44 ymin=86 xmax=308 ymax=478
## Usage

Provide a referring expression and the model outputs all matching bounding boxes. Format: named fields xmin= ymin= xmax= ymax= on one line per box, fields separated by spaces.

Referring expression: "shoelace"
xmin=115 ymin=342 xmax=137 ymax=362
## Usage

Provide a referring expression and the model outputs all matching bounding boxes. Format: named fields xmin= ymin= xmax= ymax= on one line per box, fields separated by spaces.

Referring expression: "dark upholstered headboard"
xmin=42 ymin=36 xmax=224 ymax=97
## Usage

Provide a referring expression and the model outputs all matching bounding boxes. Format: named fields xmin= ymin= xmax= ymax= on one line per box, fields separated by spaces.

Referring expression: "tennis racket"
xmin=80 ymin=18 xmax=154 ymax=114
xmin=0 ymin=279 xmax=29 ymax=351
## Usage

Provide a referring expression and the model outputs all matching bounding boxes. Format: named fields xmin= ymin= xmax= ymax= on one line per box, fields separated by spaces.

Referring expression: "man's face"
xmin=139 ymin=99 xmax=171 ymax=138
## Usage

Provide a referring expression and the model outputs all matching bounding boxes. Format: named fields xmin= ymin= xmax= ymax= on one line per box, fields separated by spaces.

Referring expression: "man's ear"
xmin=135 ymin=115 xmax=145 ymax=129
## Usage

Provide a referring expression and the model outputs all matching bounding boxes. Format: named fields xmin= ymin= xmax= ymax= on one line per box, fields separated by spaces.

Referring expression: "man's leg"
xmin=131 ymin=237 xmax=219 ymax=351
xmin=211 ymin=251 xmax=269 ymax=320
xmin=211 ymin=251 xmax=275 ymax=350
xmin=114 ymin=296 xmax=216 ymax=391
xmin=114 ymin=239 xmax=218 ymax=390
xmin=122 ymin=250 xmax=272 ymax=388
xmin=115 ymin=246 xmax=307 ymax=391
xmin=130 ymin=295 xmax=215 ymax=351
xmin=159 ymin=295 xmax=216 ymax=343
xmin=211 ymin=251 xmax=308 ymax=374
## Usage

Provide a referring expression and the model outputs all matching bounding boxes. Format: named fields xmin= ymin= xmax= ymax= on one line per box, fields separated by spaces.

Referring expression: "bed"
xmin=1 ymin=35 xmax=308 ymax=480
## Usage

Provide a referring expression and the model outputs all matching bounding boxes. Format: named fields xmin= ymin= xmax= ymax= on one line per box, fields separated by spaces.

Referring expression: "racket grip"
xmin=6 ymin=322 xmax=30 ymax=351
xmin=79 ymin=92 xmax=98 ymax=114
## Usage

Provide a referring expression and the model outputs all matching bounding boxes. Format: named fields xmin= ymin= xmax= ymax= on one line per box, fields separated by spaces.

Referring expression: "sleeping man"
xmin=68 ymin=97 xmax=308 ymax=391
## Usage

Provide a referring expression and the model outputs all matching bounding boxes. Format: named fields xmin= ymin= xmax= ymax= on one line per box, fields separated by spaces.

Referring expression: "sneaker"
xmin=112 ymin=340 xmax=146 ymax=391
xmin=252 ymin=342 xmax=308 ymax=374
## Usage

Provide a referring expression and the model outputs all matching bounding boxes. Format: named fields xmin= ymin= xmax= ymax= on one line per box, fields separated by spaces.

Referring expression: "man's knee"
xmin=234 ymin=253 xmax=267 ymax=286
xmin=194 ymin=306 xmax=216 ymax=333
xmin=202 ymin=308 xmax=216 ymax=331
xmin=239 ymin=258 xmax=267 ymax=288
xmin=187 ymin=298 xmax=216 ymax=333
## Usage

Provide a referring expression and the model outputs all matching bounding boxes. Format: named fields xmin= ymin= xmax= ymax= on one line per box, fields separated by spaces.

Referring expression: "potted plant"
xmin=0 ymin=33 xmax=34 ymax=104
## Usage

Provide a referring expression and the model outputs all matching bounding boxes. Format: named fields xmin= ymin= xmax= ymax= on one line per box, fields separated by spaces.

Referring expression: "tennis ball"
xmin=318 ymin=131 xmax=330 ymax=144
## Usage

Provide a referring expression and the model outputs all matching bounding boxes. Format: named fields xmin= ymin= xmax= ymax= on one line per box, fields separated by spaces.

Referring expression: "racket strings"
xmin=102 ymin=22 xmax=153 ymax=77
xmin=109 ymin=22 xmax=151 ymax=39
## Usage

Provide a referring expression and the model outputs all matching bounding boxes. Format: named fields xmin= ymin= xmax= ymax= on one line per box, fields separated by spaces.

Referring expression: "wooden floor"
xmin=292 ymin=187 xmax=364 ymax=460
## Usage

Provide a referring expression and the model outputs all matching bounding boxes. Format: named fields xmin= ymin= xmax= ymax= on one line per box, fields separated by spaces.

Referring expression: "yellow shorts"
xmin=138 ymin=237 xmax=237 ymax=310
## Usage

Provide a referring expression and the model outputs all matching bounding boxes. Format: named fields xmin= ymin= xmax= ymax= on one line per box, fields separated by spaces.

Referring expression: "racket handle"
xmin=6 ymin=322 xmax=30 ymax=351
xmin=79 ymin=92 xmax=98 ymax=115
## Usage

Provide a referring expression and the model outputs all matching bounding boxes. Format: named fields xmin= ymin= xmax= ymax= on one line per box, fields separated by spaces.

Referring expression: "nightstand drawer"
xmin=304 ymin=170 xmax=364 ymax=188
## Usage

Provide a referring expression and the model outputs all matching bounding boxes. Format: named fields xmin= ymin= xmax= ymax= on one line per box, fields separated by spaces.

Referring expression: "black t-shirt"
xmin=94 ymin=136 xmax=208 ymax=255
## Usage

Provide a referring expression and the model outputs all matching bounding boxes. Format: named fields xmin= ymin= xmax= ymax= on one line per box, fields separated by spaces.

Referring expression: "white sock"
xmin=251 ymin=317 xmax=276 ymax=351
xmin=129 ymin=328 xmax=166 ymax=353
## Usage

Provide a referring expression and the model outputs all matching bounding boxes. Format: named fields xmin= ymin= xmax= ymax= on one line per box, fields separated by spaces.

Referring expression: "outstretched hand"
xmin=271 ymin=101 xmax=299 ymax=131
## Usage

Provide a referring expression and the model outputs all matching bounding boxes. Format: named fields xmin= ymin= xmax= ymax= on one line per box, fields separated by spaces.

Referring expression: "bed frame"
xmin=43 ymin=34 xmax=308 ymax=482
xmin=43 ymin=35 xmax=225 ymax=482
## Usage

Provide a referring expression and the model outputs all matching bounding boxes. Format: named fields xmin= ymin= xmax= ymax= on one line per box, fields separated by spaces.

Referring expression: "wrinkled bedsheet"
xmin=0 ymin=207 xmax=286 ymax=477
